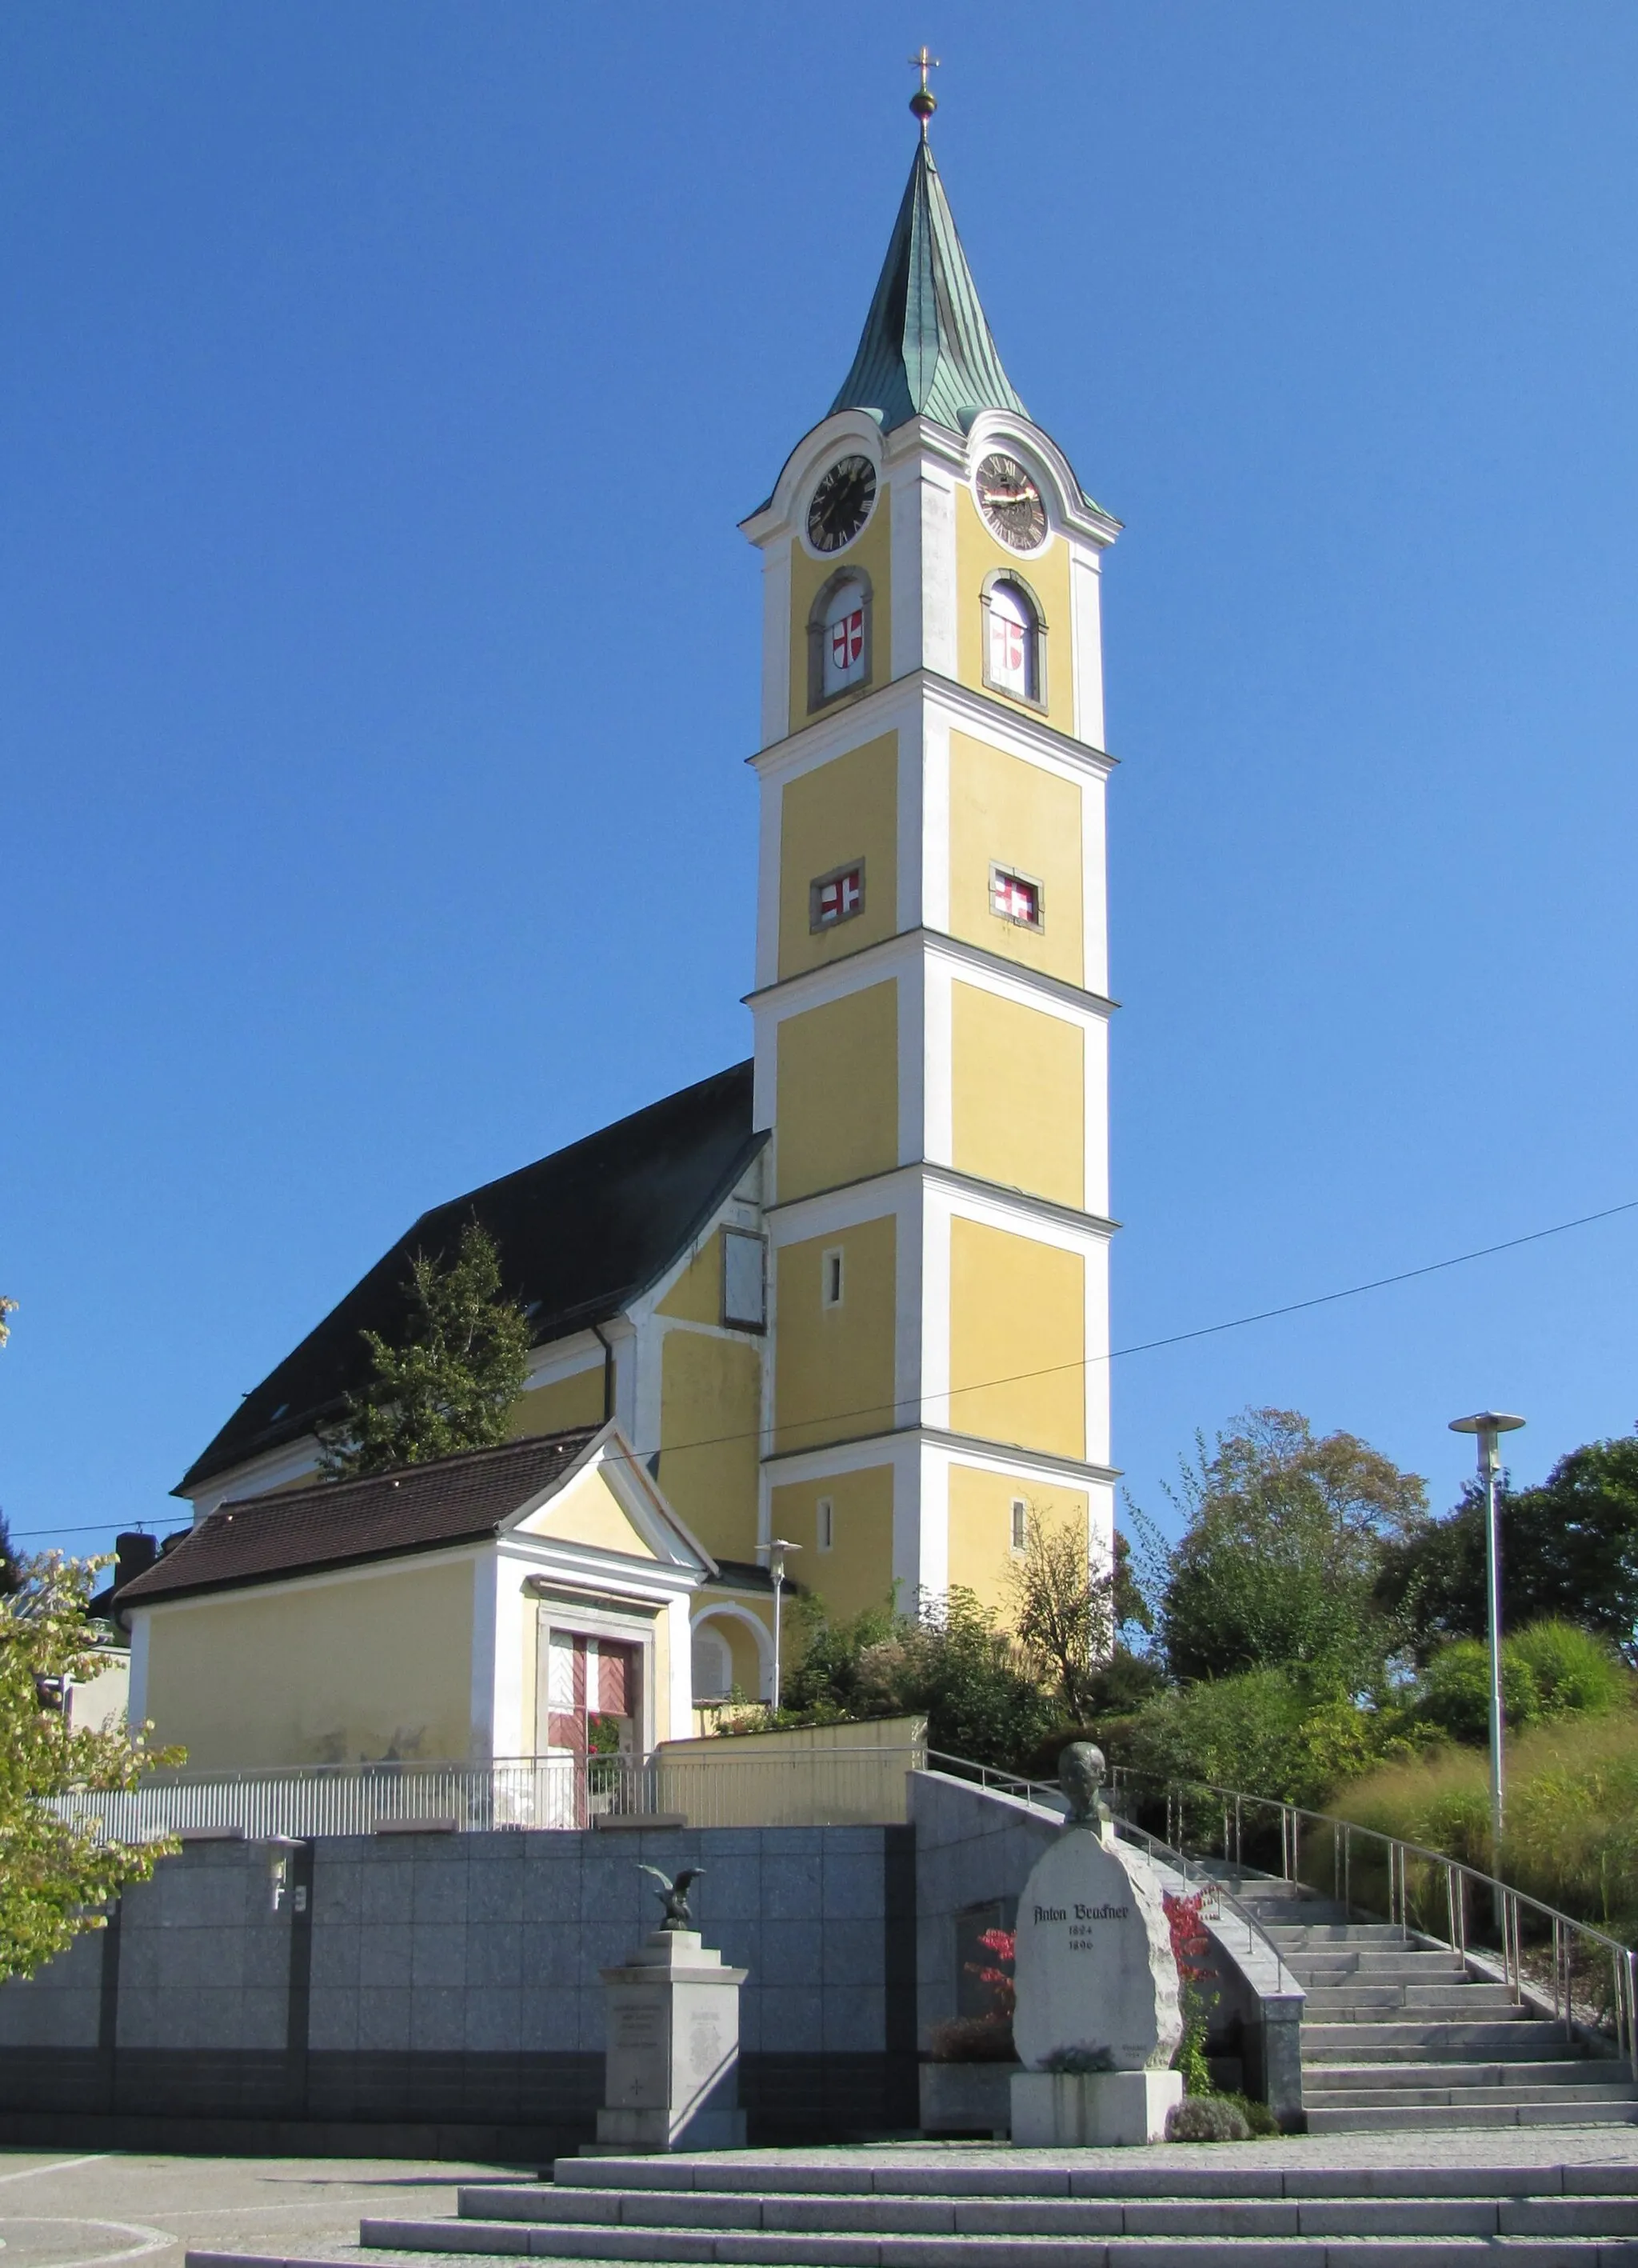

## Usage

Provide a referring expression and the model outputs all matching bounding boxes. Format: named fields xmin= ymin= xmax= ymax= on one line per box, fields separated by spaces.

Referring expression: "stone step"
xmin=441 ymin=2189 xmax=1638 ymax=2240
xmin=554 ymin=2161 xmax=1638 ymax=2202
xmin=1264 ymin=1924 xmax=1411 ymax=1946
xmin=1284 ymin=1958 xmax=1468 ymax=1985
xmin=343 ymin=2214 xmax=1638 ymax=2266
xmin=1304 ymin=2060 xmax=1620 ymax=2093
xmin=1306 ymin=2082 xmax=1638 ymax=2110
xmin=1306 ymin=2098 xmax=1638 ymax=2132
xmin=1302 ymin=2021 xmax=1568 ymax=2059
xmin=1300 ymin=1982 xmax=1523 ymax=2014
xmin=193 ymin=2239 xmax=1638 ymax=2268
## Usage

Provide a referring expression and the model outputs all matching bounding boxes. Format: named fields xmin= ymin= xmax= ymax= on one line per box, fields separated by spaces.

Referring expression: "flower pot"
xmin=919 ymin=2059 xmax=1021 ymax=2138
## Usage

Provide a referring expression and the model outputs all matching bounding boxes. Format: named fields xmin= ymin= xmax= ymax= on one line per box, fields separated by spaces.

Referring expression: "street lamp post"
xmin=1448 ymin=1410 xmax=1525 ymax=1880
xmin=760 ymin=1538 xmax=801 ymax=1710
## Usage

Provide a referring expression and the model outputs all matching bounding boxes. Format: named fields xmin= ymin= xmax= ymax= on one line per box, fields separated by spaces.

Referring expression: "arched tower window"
xmin=981 ymin=572 xmax=1047 ymax=709
xmin=808 ymin=568 xmax=873 ymax=710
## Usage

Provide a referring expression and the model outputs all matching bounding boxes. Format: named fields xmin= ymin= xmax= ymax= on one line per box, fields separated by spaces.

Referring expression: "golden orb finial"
xmin=909 ymin=46 xmax=939 ymax=136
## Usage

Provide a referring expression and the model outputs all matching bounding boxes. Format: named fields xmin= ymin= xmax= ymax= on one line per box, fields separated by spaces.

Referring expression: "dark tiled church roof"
xmin=178 ymin=1062 xmax=762 ymax=1494
xmin=130 ymin=1430 xmax=601 ymax=1604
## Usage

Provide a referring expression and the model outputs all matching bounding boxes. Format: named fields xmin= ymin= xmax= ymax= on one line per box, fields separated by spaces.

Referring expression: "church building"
xmin=118 ymin=105 xmax=1121 ymax=1771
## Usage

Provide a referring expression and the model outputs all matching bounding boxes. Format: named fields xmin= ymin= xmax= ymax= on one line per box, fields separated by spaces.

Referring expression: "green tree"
xmin=318 ymin=1221 xmax=533 ymax=1481
xmin=780 ymin=1586 xmax=1058 ymax=1770
xmin=1119 ymin=1665 xmax=1422 ymax=1810
xmin=1 ymin=1553 xmax=182 ymax=1981
xmin=1007 ymin=1509 xmax=1116 ymax=1724
xmin=1377 ymin=1435 xmax=1638 ymax=1662
xmin=0 ymin=1510 xmax=20 ymax=1599
xmin=1150 ymin=1408 xmax=1427 ymax=1688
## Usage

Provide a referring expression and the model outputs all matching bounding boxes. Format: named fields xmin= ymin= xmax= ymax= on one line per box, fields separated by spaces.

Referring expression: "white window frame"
xmin=979 ymin=569 xmax=1049 ymax=712
xmin=989 ymin=862 xmax=1045 ymax=933
xmin=721 ymin=1228 xmax=767 ymax=1331
xmin=809 ymin=858 xmax=866 ymax=934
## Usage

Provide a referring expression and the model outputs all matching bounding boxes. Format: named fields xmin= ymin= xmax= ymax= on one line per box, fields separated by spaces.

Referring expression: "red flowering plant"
xmin=929 ymin=1926 xmax=1017 ymax=2063
xmin=1163 ymin=1890 xmax=1217 ymax=2095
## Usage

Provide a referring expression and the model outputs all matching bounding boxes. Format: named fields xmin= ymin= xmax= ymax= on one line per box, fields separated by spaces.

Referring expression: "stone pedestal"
xmin=1011 ymin=2068 xmax=1182 ymax=2147
xmin=593 ymin=1930 xmax=747 ymax=2152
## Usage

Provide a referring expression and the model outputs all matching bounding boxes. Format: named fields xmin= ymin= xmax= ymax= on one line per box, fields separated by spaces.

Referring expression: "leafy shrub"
xmin=780 ymin=1587 xmax=1059 ymax=1769
xmin=1115 ymin=1666 xmax=1424 ymax=1810
xmin=1043 ymin=2043 xmax=1115 ymax=2073
xmin=1224 ymin=2091 xmax=1281 ymax=2137
xmin=965 ymin=1926 xmax=1015 ymax=2022
xmin=1415 ymin=1640 xmax=1540 ymax=1743
xmin=1335 ymin=1710 xmax=1638 ymax=1932
xmin=1164 ymin=1889 xmax=1215 ymax=2094
xmin=1508 ymin=1620 xmax=1630 ymax=1719
xmin=1168 ymin=2094 xmax=1251 ymax=2142
xmin=927 ymin=2015 xmax=1016 ymax=2063
xmin=1413 ymin=1620 xmax=1631 ymax=1743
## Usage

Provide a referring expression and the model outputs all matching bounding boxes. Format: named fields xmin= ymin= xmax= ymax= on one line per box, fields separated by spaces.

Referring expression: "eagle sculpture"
xmin=637 ymin=1862 xmax=704 ymax=1932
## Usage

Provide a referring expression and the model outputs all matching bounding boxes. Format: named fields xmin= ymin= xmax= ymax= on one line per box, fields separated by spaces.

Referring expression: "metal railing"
xmin=50 ymin=1735 xmax=929 ymax=1844
xmin=918 ymin=1751 xmax=1296 ymax=1985
xmin=1109 ymin=1766 xmax=1638 ymax=2082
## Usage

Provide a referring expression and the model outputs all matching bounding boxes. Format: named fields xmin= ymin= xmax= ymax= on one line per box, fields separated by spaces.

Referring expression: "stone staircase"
xmin=192 ymin=2150 xmax=1638 ymax=2266
xmin=1225 ymin=1876 xmax=1638 ymax=2134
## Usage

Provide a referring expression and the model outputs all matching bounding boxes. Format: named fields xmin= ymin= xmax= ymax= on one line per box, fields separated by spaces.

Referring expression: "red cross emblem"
xmin=831 ymin=609 xmax=864 ymax=670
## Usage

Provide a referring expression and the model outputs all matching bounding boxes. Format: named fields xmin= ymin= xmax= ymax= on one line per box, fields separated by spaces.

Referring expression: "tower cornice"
xmin=745 ymin=666 xmax=1118 ymax=786
xmin=743 ymin=922 xmax=1117 ymax=1022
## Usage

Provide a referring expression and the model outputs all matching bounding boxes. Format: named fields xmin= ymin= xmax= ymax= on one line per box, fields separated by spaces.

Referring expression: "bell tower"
xmin=741 ymin=104 xmax=1120 ymax=1627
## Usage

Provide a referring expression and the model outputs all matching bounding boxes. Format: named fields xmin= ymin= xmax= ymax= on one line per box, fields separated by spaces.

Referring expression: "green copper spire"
xmin=829 ymin=136 xmax=1027 ymax=436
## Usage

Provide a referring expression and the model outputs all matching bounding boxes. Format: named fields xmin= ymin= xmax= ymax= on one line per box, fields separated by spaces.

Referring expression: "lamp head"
xmin=760 ymin=1537 xmax=801 ymax=1586
xmin=1449 ymin=1411 xmax=1525 ymax=1473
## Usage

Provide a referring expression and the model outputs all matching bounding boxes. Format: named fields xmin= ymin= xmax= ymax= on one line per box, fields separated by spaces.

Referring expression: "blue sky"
xmin=5 ymin=3 xmax=1637 ymax=1562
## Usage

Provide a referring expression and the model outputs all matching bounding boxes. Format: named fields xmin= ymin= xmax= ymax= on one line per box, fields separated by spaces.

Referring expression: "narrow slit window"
xmin=817 ymin=1497 xmax=834 ymax=1553
xmin=1010 ymin=1498 xmax=1028 ymax=1553
xmin=990 ymin=865 xmax=1044 ymax=931
xmin=821 ymin=1247 xmax=845 ymax=1310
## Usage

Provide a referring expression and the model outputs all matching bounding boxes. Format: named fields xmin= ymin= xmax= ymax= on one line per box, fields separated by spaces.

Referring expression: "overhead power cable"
xmin=13 ymin=1190 xmax=1638 ymax=1543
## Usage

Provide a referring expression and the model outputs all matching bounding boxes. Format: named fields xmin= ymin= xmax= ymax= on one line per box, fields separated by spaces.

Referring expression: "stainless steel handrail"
xmin=921 ymin=1750 xmax=1296 ymax=1984
xmin=1109 ymin=1763 xmax=1638 ymax=2081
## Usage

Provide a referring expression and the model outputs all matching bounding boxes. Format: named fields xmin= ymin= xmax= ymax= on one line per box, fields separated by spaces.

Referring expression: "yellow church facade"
xmin=133 ymin=124 xmax=1120 ymax=1763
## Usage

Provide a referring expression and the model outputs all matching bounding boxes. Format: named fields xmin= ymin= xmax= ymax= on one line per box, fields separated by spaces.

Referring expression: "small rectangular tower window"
xmin=821 ymin=1247 xmax=845 ymax=1310
xmin=810 ymin=861 xmax=865 ymax=932
xmin=721 ymin=1229 xmax=766 ymax=1330
xmin=1010 ymin=1498 xmax=1029 ymax=1553
xmin=817 ymin=1496 xmax=834 ymax=1553
xmin=990 ymin=864 xmax=1044 ymax=931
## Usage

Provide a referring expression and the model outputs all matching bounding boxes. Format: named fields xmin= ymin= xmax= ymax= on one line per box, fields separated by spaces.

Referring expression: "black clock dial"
xmin=807 ymin=455 xmax=877 ymax=553
xmin=976 ymin=453 xmax=1047 ymax=551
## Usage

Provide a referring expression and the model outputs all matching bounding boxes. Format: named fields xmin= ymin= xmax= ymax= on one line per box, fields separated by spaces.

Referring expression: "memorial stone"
xmin=1009 ymin=1744 xmax=1185 ymax=2146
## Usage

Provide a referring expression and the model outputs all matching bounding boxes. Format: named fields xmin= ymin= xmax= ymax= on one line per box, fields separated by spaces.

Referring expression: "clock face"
xmin=976 ymin=453 xmax=1047 ymax=551
xmin=807 ymin=456 xmax=877 ymax=553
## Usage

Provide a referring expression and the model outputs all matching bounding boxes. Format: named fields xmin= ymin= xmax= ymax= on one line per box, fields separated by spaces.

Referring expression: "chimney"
xmin=114 ymin=1532 xmax=159 ymax=1593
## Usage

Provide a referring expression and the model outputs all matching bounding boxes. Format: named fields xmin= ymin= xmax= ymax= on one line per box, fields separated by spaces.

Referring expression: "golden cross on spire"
xmin=908 ymin=45 xmax=940 ymax=135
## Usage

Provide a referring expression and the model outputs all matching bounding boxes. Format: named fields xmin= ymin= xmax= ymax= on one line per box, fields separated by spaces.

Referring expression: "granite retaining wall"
xmin=0 ymin=1822 xmax=917 ymax=2160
